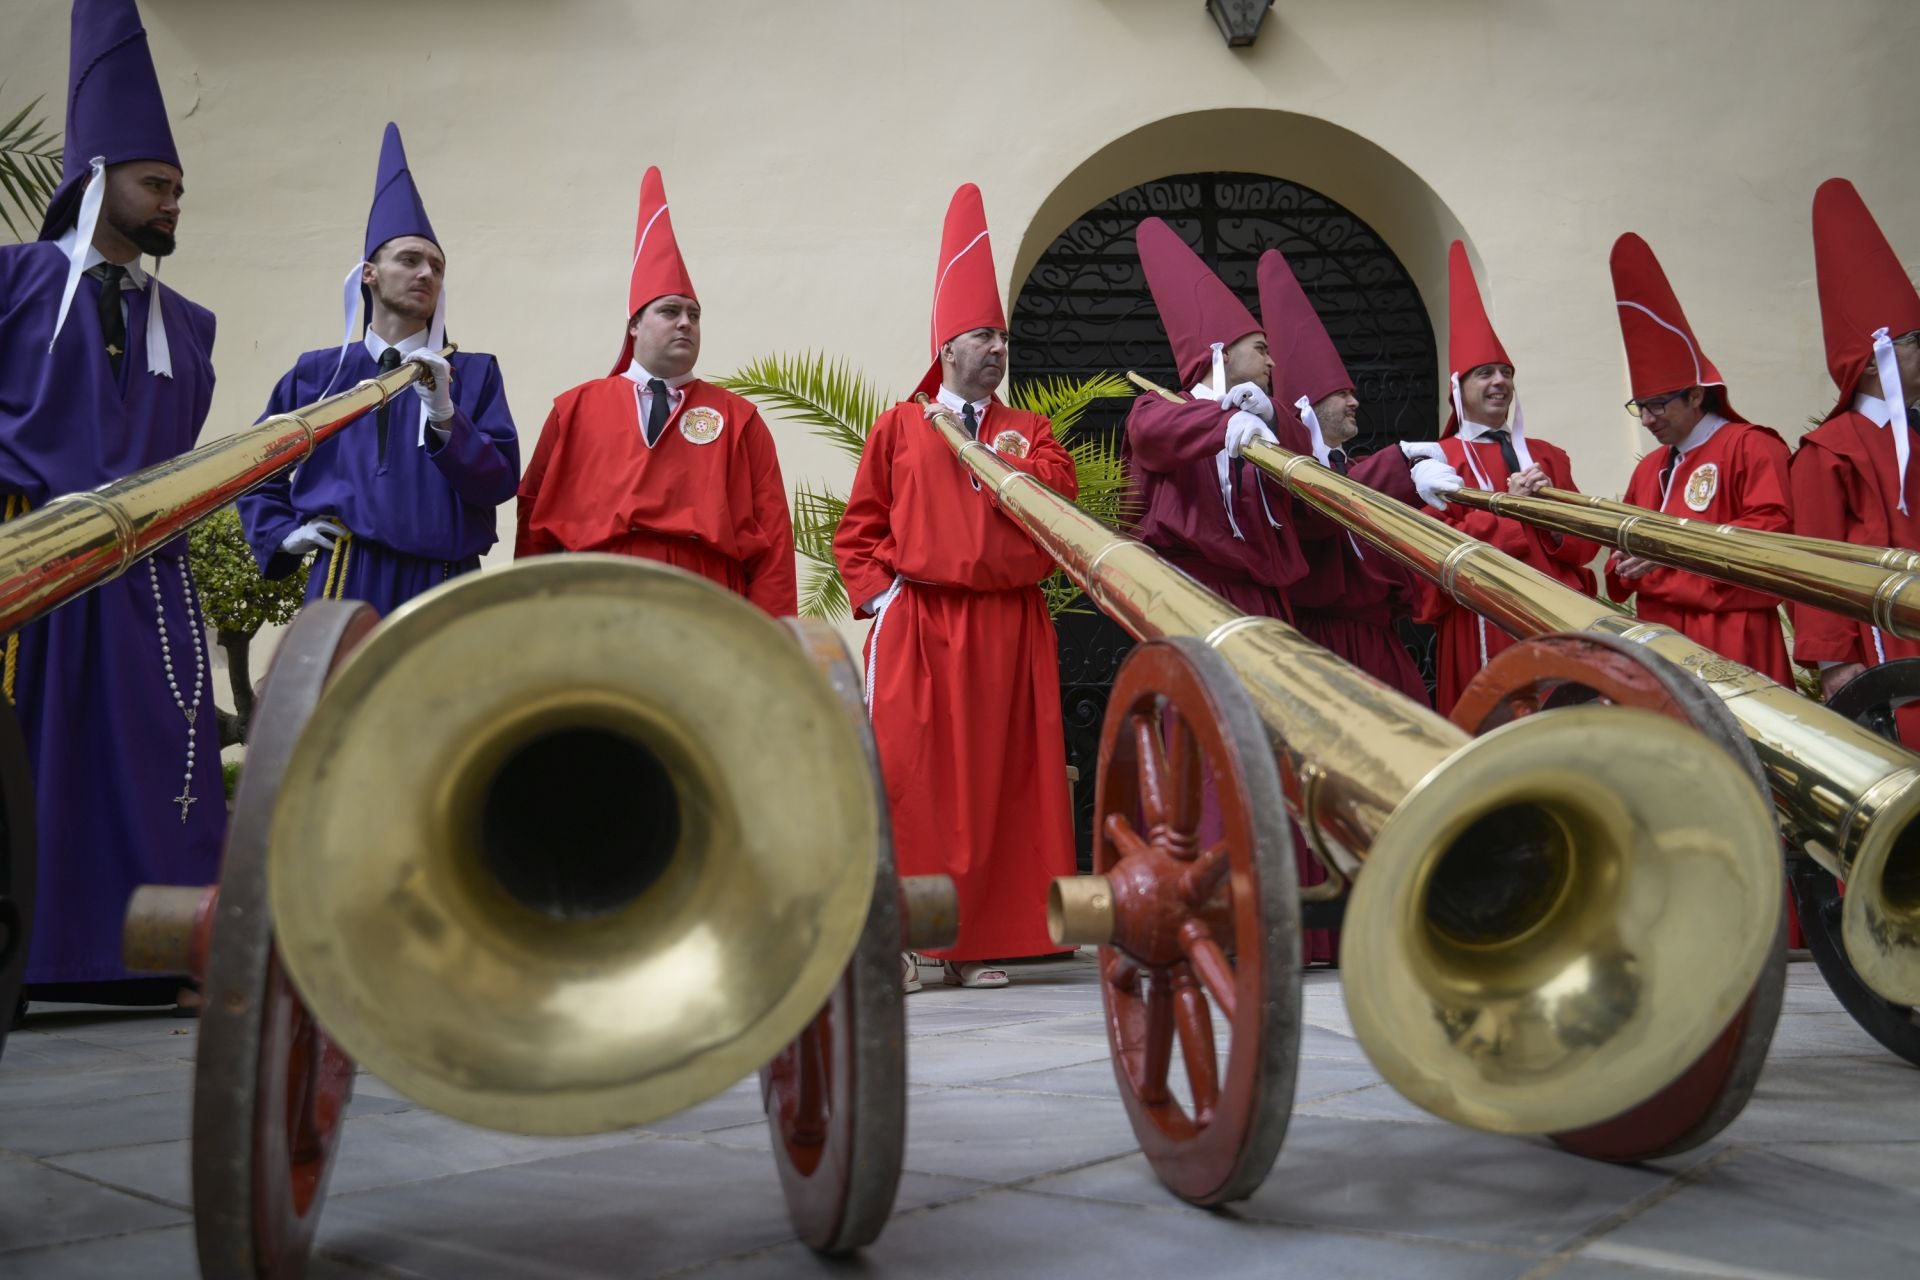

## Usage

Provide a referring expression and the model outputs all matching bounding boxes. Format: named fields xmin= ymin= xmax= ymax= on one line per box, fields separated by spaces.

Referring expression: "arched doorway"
xmin=1010 ymin=171 xmax=1439 ymax=867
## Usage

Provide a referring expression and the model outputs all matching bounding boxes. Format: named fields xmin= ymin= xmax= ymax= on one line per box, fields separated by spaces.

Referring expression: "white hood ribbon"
xmin=1296 ymin=394 xmax=1332 ymax=465
xmin=1450 ymin=371 xmax=1534 ymax=489
xmin=48 ymin=158 xmax=174 ymax=377
xmin=1209 ymin=341 xmax=1226 ymax=396
xmin=1872 ymin=327 xmax=1911 ymax=514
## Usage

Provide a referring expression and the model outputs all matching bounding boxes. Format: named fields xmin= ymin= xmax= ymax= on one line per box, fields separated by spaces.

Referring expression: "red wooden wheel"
xmin=1093 ymin=637 xmax=1299 ymax=1206
xmin=760 ymin=618 xmax=905 ymax=1253
xmin=1453 ymin=632 xmax=1786 ymax=1162
xmin=194 ymin=601 xmax=380 ymax=1280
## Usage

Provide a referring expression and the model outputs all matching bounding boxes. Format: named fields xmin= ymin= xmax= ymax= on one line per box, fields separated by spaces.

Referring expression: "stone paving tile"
xmin=1028 ymin=1113 xmax=1699 ymax=1253
xmin=315 ymin=1134 xmax=978 ymax=1280
xmin=903 ymin=1029 xmax=1111 ymax=1087
xmin=1569 ymin=1147 xmax=1920 ymax=1279
xmin=1758 ymin=1008 xmax=1901 ymax=1059
xmin=0 ymin=1151 xmax=186 ymax=1257
xmin=691 ymin=1187 xmax=1544 ymax=1280
xmin=1294 ymin=1078 xmax=1450 ymax=1125
xmin=1 ymin=1223 xmax=394 ymax=1279
xmin=0 ymin=1058 xmax=189 ymax=1111
xmin=1714 ymin=1054 xmax=1920 ymax=1144
xmin=0 ymin=1034 xmax=156 ymax=1076
xmin=886 ymin=1084 xmax=1140 ymax=1182
xmin=1763 ymin=1138 xmax=1920 ymax=1188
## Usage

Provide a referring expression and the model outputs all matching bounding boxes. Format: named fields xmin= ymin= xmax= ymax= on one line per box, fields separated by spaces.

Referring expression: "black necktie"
xmin=646 ymin=378 xmax=670 ymax=446
xmin=1328 ymin=447 xmax=1350 ymax=475
xmin=1483 ymin=429 xmax=1522 ymax=474
xmin=1658 ymin=446 xmax=1680 ymax=500
xmin=375 ymin=345 xmax=403 ymax=463
xmin=962 ymin=403 xmax=979 ymax=439
xmin=95 ymin=264 xmax=127 ymax=377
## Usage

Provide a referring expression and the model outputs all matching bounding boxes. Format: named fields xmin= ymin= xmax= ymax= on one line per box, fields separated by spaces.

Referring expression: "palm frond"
xmin=797 ymin=559 xmax=850 ymax=623
xmin=1065 ymin=431 xmax=1136 ymax=527
xmin=790 ymin=481 xmax=846 ymax=566
xmin=0 ymin=90 xmax=61 ymax=243
xmin=1007 ymin=373 xmax=1133 ymax=438
xmin=714 ymin=353 xmax=892 ymax=464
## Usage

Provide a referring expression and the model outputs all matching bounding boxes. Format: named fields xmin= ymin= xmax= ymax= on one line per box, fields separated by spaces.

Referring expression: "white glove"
xmin=1410 ymin=457 xmax=1463 ymax=511
xmin=279 ymin=518 xmax=348 ymax=556
xmin=1398 ymin=440 xmax=1447 ymax=465
xmin=405 ymin=349 xmax=455 ymax=423
xmin=1221 ymin=381 xmax=1275 ymax=423
xmin=1223 ymin=410 xmax=1278 ymax=459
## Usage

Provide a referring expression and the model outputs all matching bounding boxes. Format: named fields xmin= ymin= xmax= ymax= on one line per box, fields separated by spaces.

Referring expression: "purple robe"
xmin=236 ymin=344 xmax=519 ymax=613
xmin=1 ymin=238 xmax=223 ymax=988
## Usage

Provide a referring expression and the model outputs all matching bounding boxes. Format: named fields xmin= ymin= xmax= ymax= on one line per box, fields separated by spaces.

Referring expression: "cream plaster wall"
xmin=7 ymin=0 xmax=1920 ymax=580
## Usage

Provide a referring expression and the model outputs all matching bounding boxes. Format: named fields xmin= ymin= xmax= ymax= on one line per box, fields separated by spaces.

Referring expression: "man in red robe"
xmin=1421 ymin=242 xmax=1601 ymax=714
xmin=516 ymin=167 xmax=797 ymax=616
xmin=835 ymin=184 xmax=1077 ymax=990
xmin=1790 ymin=179 xmax=1920 ymax=723
xmin=1258 ymin=247 xmax=1432 ymax=706
xmin=1122 ymin=221 xmax=1458 ymax=630
xmin=1602 ymin=233 xmax=1794 ymax=685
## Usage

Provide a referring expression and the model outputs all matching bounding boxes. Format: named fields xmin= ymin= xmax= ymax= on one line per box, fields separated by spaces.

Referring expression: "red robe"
xmin=1419 ymin=436 xmax=1601 ymax=714
xmin=515 ymin=376 xmax=798 ymax=616
xmin=1789 ymin=407 xmax=1920 ymax=673
xmin=835 ymin=400 xmax=1078 ymax=962
xmin=1604 ymin=421 xmax=1794 ymax=686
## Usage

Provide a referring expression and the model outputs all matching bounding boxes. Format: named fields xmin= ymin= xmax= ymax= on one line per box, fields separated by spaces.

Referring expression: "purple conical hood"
xmin=363 ymin=122 xmax=438 ymax=260
xmin=39 ymin=0 xmax=180 ymax=239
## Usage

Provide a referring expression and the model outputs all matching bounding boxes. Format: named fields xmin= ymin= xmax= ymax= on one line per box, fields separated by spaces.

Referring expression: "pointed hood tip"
xmin=1137 ymin=216 xmax=1259 ymax=391
xmin=363 ymin=120 xmax=438 ymax=261
xmin=1812 ymin=177 xmax=1920 ymax=414
xmin=610 ymin=164 xmax=697 ymax=376
xmin=1609 ymin=231 xmax=1737 ymax=419
xmin=1257 ymin=247 xmax=1352 ymax=411
xmin=1443 ymin=240 xmax=1514 ymax=437
xmin=42 ymin=0 xmax=180 ymax=240
xmin=914 ymin=182 xmax=1007 ymax=400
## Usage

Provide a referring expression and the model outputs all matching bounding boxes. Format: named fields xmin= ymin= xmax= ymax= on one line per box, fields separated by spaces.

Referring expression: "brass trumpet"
xmin=1446 ymin=485 xmax=1920 ymax=641
xmin=1212 ymin=394 xmax=1920 ymax=1008
xmin=918 ymin=395 xmax=1779 ymax=1136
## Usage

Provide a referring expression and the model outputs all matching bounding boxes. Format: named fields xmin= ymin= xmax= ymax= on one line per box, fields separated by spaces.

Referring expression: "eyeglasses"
xmin=1624 ymin=389 xmax=1693 ymax=417
xmin=1893 ymin=330 xmax=1920 ymax=349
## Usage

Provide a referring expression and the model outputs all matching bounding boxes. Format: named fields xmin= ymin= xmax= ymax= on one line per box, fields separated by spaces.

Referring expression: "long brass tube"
xmin=921 ymin=396 xmax=1781 ymax=1134
xmin=0 ymin=350 xmax=447 ymax=635
xmin=1208 ymin=393 xmax=1920 ymax=1007
xmin=1447 ymin=485 xmax=1920 ymax=640
xmin=1534 ymin=485 xmax=1920 ymax=573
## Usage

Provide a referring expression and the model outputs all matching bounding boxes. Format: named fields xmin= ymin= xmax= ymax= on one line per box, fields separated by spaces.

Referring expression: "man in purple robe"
xmin=237 ymin=124 xmax=519 ymax=613
xmin=3 ymin=0 xmax=222 ymax=1012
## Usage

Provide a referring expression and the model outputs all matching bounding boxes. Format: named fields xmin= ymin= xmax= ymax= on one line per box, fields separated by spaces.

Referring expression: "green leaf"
xmin=713 ymin=353 xmax=893 ymax=464
xmin=1007 ymin=373 xmax=1133 ymax=439
xmin=186 ymin=506 xmax=312 ymax=635
xmin=0 ymin=88 xmax=61 ymax=244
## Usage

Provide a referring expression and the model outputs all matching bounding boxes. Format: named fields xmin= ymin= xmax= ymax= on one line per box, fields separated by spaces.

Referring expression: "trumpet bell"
xmin=267 ymin=556 xmax=879 ymax=1135
xmin=1343 ymin=706 xmax=1780 ymax=1135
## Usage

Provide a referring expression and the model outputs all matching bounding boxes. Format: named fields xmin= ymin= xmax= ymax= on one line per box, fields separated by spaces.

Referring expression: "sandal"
xmin=900 ymin=952 xmax=923 ymax=995
xmin=943 ymin=961 xmax=1009 ymax=989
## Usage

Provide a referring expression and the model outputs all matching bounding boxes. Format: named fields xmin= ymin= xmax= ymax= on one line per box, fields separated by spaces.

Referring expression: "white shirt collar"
xmin=1457 ymin=419 xmax=1510 ymax=443
xmin=55 ymin=227 xmax=148 ymax=288
xmin=1855 ymin=392 xmax=1897 ymax=428
xmin=936 ymin=384 xmax=992 ymax=420
xmin=1674 ymin=411 xmax=1728 ymax=456
xmin=364 ymin=327 xmax=429 ymax=362
xmin=623 ymin=361 xmax=697 ymax=390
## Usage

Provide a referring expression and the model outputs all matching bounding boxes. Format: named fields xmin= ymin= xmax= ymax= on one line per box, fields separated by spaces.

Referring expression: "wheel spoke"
xmin=1133 ymin=710 xmax=1170 ymax=833
xmin=1140 ymin=978 xmax=1174 ymax=1104
xmin=1163 ymin=708 xmax=1202 ymax=837
xmin=1103 ymin=812 xmax=1152 ymax=865
xmin=1179 ymin=841 xmax=1232 ymax=905
xmin=1173 ymin=965 xmax=1220 ymax=1124
xmin=1179 ymin=920 xmax=1238 ymax=1024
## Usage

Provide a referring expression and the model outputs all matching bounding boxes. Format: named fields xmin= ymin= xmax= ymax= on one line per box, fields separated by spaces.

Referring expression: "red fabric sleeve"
xmin=833 ymin=413 xmax=901 ymax=617
xmin=1004 ymin=414 xmax=1078 ymax=497
xmin=514 ymin=402 xmax=564 ymax=558
xmin=1789 ymin=440 xmax=1870 ymax=665
xmin=740 ymin=413 xmax=799 ymax=617
xmin=1125 ymin=395 xmax=1229 ymax=472
xmin=1538 ymin=451 xmax=1605 ymax=569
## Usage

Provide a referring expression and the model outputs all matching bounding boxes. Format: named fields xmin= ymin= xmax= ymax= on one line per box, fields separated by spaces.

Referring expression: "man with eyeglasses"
xmin=1791 ymin=180 xmax=1920 ymax=721
xmin=1601 ymin=234 xmax=1794 ymax=686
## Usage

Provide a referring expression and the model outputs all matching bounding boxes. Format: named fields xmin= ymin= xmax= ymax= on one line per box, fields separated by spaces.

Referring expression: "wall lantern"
xmin=1206 ymin=0 xmax=1274 ymax=48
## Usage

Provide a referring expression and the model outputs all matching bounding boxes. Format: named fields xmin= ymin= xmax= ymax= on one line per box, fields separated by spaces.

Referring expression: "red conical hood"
xmin=1610 ymin=232 xmax=1738 ymax=421
xmin=1813 ymin=178 xmax=1920 ymax=414
xmin=1137 ymin=217 xmax=1261 ymax=392
xmin=1444 ymin=241 xmax=1513 ymax=436
xmin=612 ymin=166 xmax=697 ymax=376
xmin=913 ymin=183 xmax=1008 ymax=399
xmin=1258 ymin=248 xmax=1352 ymax=412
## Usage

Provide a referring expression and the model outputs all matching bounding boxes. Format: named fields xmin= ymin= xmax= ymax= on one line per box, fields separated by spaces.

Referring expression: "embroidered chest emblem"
xmin=1683 ymin=462 xmax=1718 ymax=512
xmin=991 ymin=429 xmax=1030 ymax=459
xmin=679 ymin=406 xmax=724 ymax=445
